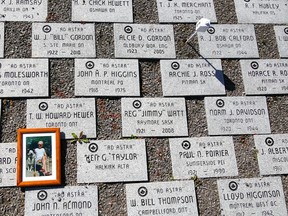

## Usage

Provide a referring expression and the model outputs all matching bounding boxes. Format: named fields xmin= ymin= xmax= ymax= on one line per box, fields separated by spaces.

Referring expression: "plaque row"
xmin=1 ymin=0 xmax=287 ymax=24
xmin=3 ymin=133 xmax=288 ymax=187
xmin=22 ymin=177 xmax=288 ymax=216
xmin=0 ymin=23 xmax=287 ymax=58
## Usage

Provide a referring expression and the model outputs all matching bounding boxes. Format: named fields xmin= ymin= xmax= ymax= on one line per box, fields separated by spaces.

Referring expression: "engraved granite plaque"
xmin=126 ymin=181 xmax=199 ymax=216
xmin=0 ymin=0 xmax=47 ymax=21
xmin=234 ymin=0 xmax=288 ymax=24
xmin=77 ymin=139 xmax=148 ymax=183
xmin=32 ymin=23 xmax=96 ymax=58
xmin=198 ymin=24 xmax=259 ymax=58
xmin=121 ymin=98 xmax=188 ymax=137
xmin=75 ymin=59 xmax=140 ymax=96
xmin=240 ymin=59 xmax=288 ymax=95
xmin=0 ymin=59 xmax=49 ymax=98
xmin=27 ymin=98 xmax=96 ymax=139
xmin=160 ymin=59 xmax=225 ymax=96
xmin=205 ymin=96 xmax=271 ymax=135
xmin=169 ymin=137 xmax=238 ymax=179
xmin=218 ymin=177 xmax=287 ymax=216
xmin=72 ymin=0 xmax=133 ymax=22
xmin=114 ymin=24 xmax=176 ymax=59
xmin=254 ymin=134 xmax=288 ymax=175
xmin=0 ymin=23 xmax=3 ymax=58
xmin=25 ymin=186 xmax=98 ymax=216
xmin=274 ymin=26 xmax=288 ymax=58
xmin=0 ymin=143 xmax=16 ymax=187
xmin=156 ymin=0 xmax=217 ymax=23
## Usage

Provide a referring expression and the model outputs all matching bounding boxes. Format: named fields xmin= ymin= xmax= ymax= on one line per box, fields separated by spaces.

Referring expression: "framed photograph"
xmin=17 ymin=128 xmax=61 ymax=187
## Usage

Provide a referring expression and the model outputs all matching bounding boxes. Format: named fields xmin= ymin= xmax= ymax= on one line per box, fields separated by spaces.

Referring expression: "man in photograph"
xmin=34 ymin=140 xmax=47 ymax=174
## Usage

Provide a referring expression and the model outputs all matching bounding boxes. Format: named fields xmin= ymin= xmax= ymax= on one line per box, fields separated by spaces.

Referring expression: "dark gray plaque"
xmin=25 ymin=186 xmax=98 ymax=216
xmin=75 ymin=59 xmax=140 ymax=96
xmin=218 ymin=177 xmax=287 ymax=216
xmin=114 ymin=24 xmax=176 ymax=59
xmin=0 ymin=59 xmax=49 ymax=98
xmin=77 ymin=140 xmax=148 ymax=183
xmin=0 ymin=143 xmax=16 ymax=187
xmin=0 ymin=23 xmax=3 ymax=58
xmin=121 ymin=98 xmax=188 ymax=137
xmin=126 ymin=181 xmax=199 ymax=216
xmin=32 ymin=23 xmax=96 ymax=58
xmin=205 ymin=96 xmax=271 ymax=135
xmin=274 ymin=26 xmax=288 ymax=58
xmin=160 ymin=59 xmax=225 ymax=96
xmin=254 ymin=134 xmax=288 ymax=175
xmin=156 ymin=0 xmax=217 ymax=23
xmin=241 ymin=59 xmax=288 ymax=95
xmin=72 ymin=0 xmax=133 ymax=22
xmin=169 ymin=137 xmax=238 ymax=179
xmin=234 ymin=0 xmax=288 ymax=23
xmin=198 ymin=24 xmax=259 ymax=58
xmin=26 ymin=98 xmax=96 ymax=139
xmin=0 ymin=0 xmax=47 ymax=21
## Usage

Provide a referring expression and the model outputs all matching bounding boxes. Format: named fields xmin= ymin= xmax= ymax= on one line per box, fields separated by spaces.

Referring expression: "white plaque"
xmin=240 ymin=59 xmax=288 ymax=95
xmin=0 ymin=0 xmax=47 ymax=21
xmin=205 ymin=96 xmax=271 ymax=135
xmin=0 ymin=143 xmax=16 ymax=187
xmin=126 ymin=181 xmax=199 ymax=216
xmin=169 ymin=137 xmax=238 ymax=179
xmin=25 ymin=186 xmax=98 ymax=216
xmin=0 ymin=59 xmax=49 ymax=98
xmin=198 ymin=24 xmax=259 ymax=58
xmin=160 ymin=59 xmax=226 ymax=96
xmin=26 ymin=98 xmax=96 ymax=139
xmin=72 ymin=0 xmax=133 ymax=22
xmin=0 ymin=23 xmax=4 ymax=58
xmin=75 ymin=59 xmax=140 ymax=96
xmin=77 ymin=140 xmax=148 ymax=183
xmin=274 ymin=26 xmax=288 ymax=58
xmin=114 ymin=23 xmax=176 ymax=59
xmin=218 ymin=177 xmax=288 ymax=216
xmin=32 ymin=23 xmax=96 ymax=58
xmin=121 ymin=98 xmax=188 ymax=137
xmin=254 ymin=134 xmax=288 ymax=175
xmin=156 ymin=0 xmax=217 ymax=23
xmin=234 ymin=0 xmax=288 ymax=24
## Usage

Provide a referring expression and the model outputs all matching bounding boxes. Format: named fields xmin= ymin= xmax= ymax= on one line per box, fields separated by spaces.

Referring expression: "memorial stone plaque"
xmin=32 ymin=23 xmax=96 ymax=58
xmin=114 ymin=24 xmax=176 ymax=59
xmin=0 ymin=143 xmax=16 ymax=187
xmin=156 ymin=0 xmax=217 ymax=23
xmin=77 ymin=139 xmax=148 ymax=183
xmin=25 ymin=186 xmax=98 ymax=216
xmin=0 ymin=0 xmax=47 ymax=21
xmin=160 ymin=59 xmax=225 ymax=96
xmin=198 ymin=24 xmax=259 ymax=58
xmin=72 ymin=0 xmax=133 ymax=22
xmin=75 ymin=59 xmax=140 ymax=96
xmin=26 ymin=98 xmax=96 ymax=139
xmin=240 ymin=59 xmax=288 ymax=95
xmin=205 ymin=96 xmax=271 ymax=135
xmin=254 ymin=134 xmax=288 ymax=175
xmin=234 ymin=0 xmax=288 ymax=24
xmin=121 ymin=98 xmax=188 ymax=137
xmin=126 ymin=181 xmax=199 ymax=216
xmin=0 ymin=59 xmax=49 ymax=98
xmin=274 ymin=26 xmax=288 ymax=58
xmin=217 ymin=177 xmax=287 ymax=216
xmin=0 ymin=23 xmax=3 ymax=58
xmin=169 ymin=137 xmax=238 ymax=179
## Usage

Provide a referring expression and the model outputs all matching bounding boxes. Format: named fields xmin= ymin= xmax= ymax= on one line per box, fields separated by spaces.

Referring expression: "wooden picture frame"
xmin=17 ymin=128 xmax=61 ymax=187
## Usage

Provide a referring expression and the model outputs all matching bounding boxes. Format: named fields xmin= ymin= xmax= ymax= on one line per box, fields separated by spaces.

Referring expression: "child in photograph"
xmin=34 ymin=140 xmax=47 ymax=174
